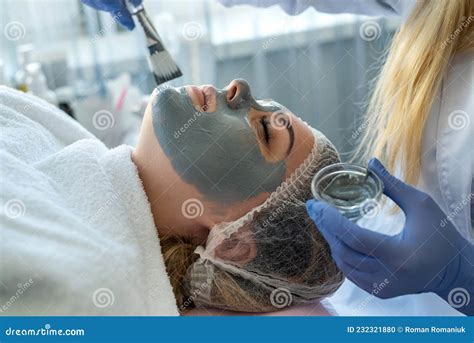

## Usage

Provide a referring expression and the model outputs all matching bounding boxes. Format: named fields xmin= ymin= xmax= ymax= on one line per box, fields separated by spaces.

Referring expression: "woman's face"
xmin=135 ymin=79 xmax=314 ymax=244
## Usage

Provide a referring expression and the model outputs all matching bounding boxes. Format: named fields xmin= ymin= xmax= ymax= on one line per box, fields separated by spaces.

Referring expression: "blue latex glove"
xmin=81 ymin=0 xmax=143 ymax=30
xmin=306 ymin=158 xmax=474 ymax=315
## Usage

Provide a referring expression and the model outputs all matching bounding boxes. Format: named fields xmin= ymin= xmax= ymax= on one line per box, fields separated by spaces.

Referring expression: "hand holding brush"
xmin=81 ymin=0 xmax=182 ymax=85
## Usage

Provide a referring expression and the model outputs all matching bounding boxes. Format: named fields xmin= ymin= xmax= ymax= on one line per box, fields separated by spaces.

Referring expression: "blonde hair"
xmin=355 ymin=0 xmax=474 ymax=185
xmin=160 ymin=235 xmax=198 ymax=311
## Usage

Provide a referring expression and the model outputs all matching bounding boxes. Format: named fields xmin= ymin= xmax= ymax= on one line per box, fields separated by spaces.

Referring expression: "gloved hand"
xmin=81 ymin=0 xmax=143 ymax=30
xmin=306 ymin=158 xmax=474 ymax=315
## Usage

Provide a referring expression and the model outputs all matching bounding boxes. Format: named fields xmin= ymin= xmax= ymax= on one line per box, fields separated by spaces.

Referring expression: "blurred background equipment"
xmin=0 ymin=0 xmax=400 ymax=157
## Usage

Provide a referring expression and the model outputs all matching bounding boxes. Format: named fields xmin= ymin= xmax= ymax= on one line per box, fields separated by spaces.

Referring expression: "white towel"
xmin=0 ymin=86 xmax=179 ymax=316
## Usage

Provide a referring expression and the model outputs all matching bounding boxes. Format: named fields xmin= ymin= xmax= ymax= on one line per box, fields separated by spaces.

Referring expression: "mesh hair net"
xmin=184 ymin=126 xmax=344 ymax=312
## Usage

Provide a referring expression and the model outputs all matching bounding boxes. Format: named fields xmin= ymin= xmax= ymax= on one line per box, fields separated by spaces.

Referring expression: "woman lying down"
xmin=0 ymin=79 xmax=343 ymax=315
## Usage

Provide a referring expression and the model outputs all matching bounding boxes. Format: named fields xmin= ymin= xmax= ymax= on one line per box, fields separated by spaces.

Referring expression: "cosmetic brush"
xmin=128 ymin=2 xmax=182 ymax=85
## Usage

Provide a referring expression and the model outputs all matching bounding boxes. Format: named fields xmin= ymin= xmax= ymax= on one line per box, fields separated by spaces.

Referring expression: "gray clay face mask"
xmin=151 ymin=80 xmax=285 ymax=204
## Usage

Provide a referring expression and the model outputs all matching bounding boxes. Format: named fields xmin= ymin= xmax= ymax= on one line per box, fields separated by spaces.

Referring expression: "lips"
xmin=186 ymin=85 xmax=216 ymax=112
xmin=202 ymin=86 xmax=216 ymax=111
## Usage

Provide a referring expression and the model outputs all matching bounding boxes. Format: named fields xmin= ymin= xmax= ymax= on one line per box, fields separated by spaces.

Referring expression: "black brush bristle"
xmin=153 ymin=68 xmax=183 ymax=85
xmin=133 ymin=5 xmax=182 ymax=85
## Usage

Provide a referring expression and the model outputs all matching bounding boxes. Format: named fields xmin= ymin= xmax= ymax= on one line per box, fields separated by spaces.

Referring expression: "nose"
xmin=226 ymin=79 xmax=252 ymax=109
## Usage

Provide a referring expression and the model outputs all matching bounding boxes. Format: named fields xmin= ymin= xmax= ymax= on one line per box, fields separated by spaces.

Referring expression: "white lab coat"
xmin=221 ymin=0 xmax=474 ymax=316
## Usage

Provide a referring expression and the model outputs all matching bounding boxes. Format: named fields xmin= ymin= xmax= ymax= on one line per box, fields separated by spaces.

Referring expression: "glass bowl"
xmin=311 ymin=163 xmax=383 ymax=222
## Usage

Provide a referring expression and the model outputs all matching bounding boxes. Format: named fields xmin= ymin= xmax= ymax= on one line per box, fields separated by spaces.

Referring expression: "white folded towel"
xmin=0 ymin=86 xmax=178 ymax=315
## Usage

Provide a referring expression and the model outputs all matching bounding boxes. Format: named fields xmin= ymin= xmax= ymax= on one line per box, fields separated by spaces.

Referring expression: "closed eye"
xmin=261 ymin=117 xmax=271 ymax=143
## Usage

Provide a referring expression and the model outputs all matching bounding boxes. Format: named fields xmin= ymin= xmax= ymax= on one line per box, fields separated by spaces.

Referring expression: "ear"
xmin=214 ymin=228 xmax=257 ymax=265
